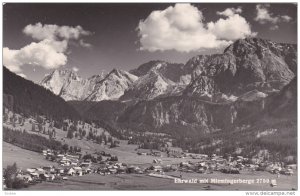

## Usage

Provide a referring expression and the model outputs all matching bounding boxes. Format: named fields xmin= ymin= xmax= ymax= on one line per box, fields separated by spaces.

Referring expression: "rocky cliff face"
xmin=129 ymin=60 xmax=190 ymax=84
xmin=184 ymin=38 xmax=296 ymax=100
xmin=118 ymin=77 xmax=296 ymax=136
xmin=121 ymin=61 xmax=191 ymax=100
xmin=263 ymin=77 xmax=297 ymax=119
xmin=40 ymin=68 xmax=138 ymax=101
xmin=121 ymin=68 xmax=186 ymax=101
xmin=118 ymin=95 xmax=239 ymax=135
xmin=41 ymin=69 xmax=104 ymax=101
xmin=85 ymin=69 xmax=138 ymax=101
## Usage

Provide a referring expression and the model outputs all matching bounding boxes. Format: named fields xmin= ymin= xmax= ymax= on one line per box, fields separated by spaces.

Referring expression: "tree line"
xmin=3 ymin=127 xmax=64 ymax=153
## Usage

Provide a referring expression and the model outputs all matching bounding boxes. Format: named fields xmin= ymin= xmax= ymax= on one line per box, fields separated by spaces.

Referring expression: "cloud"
xmin=208 ymin=13 xmax=257 ymax=40
xmin=4 ymin=39 xmax=68 ymax=71
xmin=270 ymin=25 xmax=279 ymax=31
xmin=281 ymin=15 xmax=292 ymax=22
xmin=137 ymin=4 xmax=255 ymax=52
xmin=72 ymin=66 xmax=79 ymax=72
xmin=255 ymin=4 xmax=279 ymax=24
xmin=3 ymin=48 xmax=22 ymax=72
xmin=79 ymin=39 xmax=92 ymax=48
xmin=23 ymin=23 xmax=91 ymax=41
xmin=4 ymin=23 xmax=92 ymax=75
xmin=255 ymin=4 xmax=292 ymax=27
xmin=217 ymin=7 xmax=242 ymax=17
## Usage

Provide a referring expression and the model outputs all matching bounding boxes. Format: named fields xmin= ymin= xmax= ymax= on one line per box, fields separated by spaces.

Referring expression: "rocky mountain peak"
xmin=88 ymin=73 xmax=106 ymax=81
xmin=130 ymin=60 xmax=167 ymax=77
xmin=109 ymin=68 xmax=121 ymax=76
xmin=84 ymin=69 xmax=138 ymax=101
xmin=185 ymin=38 xmax=296 ymax=99
xmin=52 ymin=69 xmax=81 ymax=81
xmin=121 ymin=67 xmax=178 ymax=101
xmin=40 ymin=67 xmax=138 ymax=101
xmin=224 ymin=38 xmax=286 ymax=56
xmin=40 ymin=68 xmax=84 ymax=96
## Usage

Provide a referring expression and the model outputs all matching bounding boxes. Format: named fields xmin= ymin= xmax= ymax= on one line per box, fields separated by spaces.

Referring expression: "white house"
xmin=67 ymin=168 xmax=76 ymax=176
xmin=26 ymin=168 xmax=36 ymax=173
xmin=73 ymin=167 xmax=83 ymax=176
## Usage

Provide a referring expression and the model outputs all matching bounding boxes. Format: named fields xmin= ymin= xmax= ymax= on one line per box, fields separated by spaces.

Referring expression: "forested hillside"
xmin=3 ymin=67 xmax=80 ymax=121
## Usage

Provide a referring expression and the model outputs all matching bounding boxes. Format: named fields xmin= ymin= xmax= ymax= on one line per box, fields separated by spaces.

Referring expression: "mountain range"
xmin=4 ymin=37 xmax=297 ymax=158
xmin=41 ymin=38 xmax=296 ymax=104
xmin=41 ymin=68 xmax=138 ymax=101
xmin=39 ymin=38 xmax=297 ymax=134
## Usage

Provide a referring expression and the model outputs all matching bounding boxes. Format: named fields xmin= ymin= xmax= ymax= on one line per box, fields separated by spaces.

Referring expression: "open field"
xmin=3 ymin=142 xmax=58 ymax=169
xmin=66 ymin=139 xmax=199 ymax=166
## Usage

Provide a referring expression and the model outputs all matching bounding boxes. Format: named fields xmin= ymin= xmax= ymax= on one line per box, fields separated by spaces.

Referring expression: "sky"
xmin=3 ymin=3 xmax=297 ymax=82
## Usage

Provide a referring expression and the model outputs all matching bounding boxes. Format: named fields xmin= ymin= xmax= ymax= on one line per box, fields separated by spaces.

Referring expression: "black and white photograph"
xmin=1 ymin=2 xmax=298 ymax=193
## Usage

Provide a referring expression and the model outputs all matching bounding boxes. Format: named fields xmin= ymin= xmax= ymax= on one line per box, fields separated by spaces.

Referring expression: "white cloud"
xmin=270 ymin=25 xmax=279 ymax=31
xmin=255 ymin=4 xmax=292 ymax=26
xmin=217 ymin=7 xmax=242 ymax=17
xmin=137 ymin=4 xmax=255 ymax=52
xmin=23 ymin=23 xmax=91 ymax=41
xmin=208 ymin=14 xmax=256 ymax=40
xmin=4 ymin=39 xmax=68 ymax=71
xmin=79 ymin=39 xmax=92 ymax=48
xmin=281 ymin=15 xmax=292 ymax=22
xmin=3 ymin=48 xmax=22 ymax=72
xmin=255 ymin=4 xmax=279 ymax=24
xmin=4 ymin=23 xmax=92 ymax=75
xmin=72 ymin=66 xmax=79 ymax=72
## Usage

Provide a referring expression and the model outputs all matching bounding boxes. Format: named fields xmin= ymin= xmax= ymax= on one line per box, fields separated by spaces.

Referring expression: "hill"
xmin=3 ymin=66 xmax=80 ymax=120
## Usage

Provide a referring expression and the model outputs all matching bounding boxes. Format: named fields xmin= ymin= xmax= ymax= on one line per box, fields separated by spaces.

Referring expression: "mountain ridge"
xmin=40 ymin=68 xmax=138 ymax=101
xmin=40 ymin=37 xmax=296 ymax=103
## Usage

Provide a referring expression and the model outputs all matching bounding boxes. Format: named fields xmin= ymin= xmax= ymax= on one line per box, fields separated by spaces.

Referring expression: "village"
xmin=3 ymin=143 xmax=297 ymax=190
